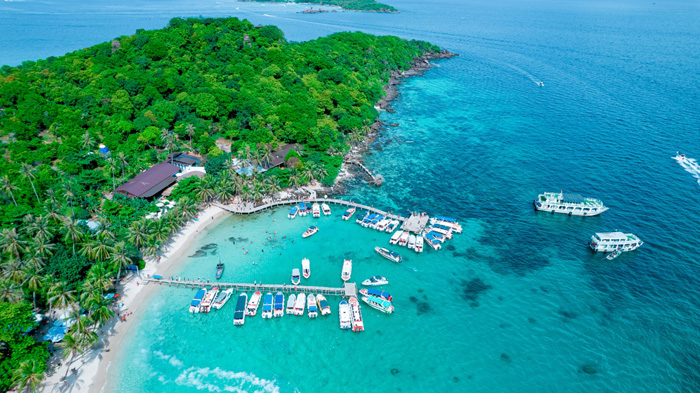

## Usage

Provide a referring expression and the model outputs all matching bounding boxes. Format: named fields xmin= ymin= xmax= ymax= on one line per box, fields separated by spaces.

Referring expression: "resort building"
xmin=166 ymin=152 xmax=200 ymax=170
xmin=115 ymin=162 xmax=180 ymax=199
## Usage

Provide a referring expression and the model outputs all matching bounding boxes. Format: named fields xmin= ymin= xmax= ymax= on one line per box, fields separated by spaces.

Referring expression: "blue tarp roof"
xmin=433 ymin=224 xmax=451 ymax=231
xmin=193 ymin=289 xmax=206 ymax=300
xmin=289 ymin=206 xmax=298 ymax=213
xmin=435 ymin=216 xmax=456 ymax=222
xmin=43 ymin=326 xmax=68 ymax=343
xmin=367 ymin=288 xmax=391 ymax=299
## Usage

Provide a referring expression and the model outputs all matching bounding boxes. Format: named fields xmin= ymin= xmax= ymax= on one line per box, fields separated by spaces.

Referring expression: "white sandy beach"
xmin=40 ymin=205 xmax=228 ymax=393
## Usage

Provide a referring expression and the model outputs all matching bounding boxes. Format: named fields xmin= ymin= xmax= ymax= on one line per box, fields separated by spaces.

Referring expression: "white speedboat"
xmin=246 ymin=291 xmax=262 ymax=316
xmin=233 ymin=293 xmax=248 ymax=326
xmin=342 ymin=259 xmax=352 ymax=281
xmin=389 ymin=230 xmax=402 ymax=245
xmin=375 ymin=218 xmax=389 ymax=232
xmin=261 ymin=292 xmax=273 ymax=319
xmin=375 ymin=247 xmax=402 ymax=263
xmin=293 ymin=293 xmax=306 ymax=316
xmin=398 ymin=231 xmax=410 ymax=246
xmin=307 ymin=294 xmax=318 ymax=318
xmin=533 ymin=191 xmax=609 ymax=216
xmin=189 ymin=288 xmax=207 ymax=313
xmin=339 ymin=299 xmax=352 ymax=330
xmin=286 ymin=293 xmax=296 ymax=315
xmin=407 ymin=235 xmax=416 ymax=250
xmin=321 ymin=203 xmax=331 ymax=216
xmin=385 ymin=220 xmax=399 ymax=233
xmin=312 ymin=203 xmax=321 ymax=218
xmin=316 ymin=294 xmax=331 ymax=316
xmin=429 ymin=224 xmax=453 ymax=239
xmin=350 ymin=297 xmax=364 ymax=332
xmin=302 ymin=226 xmax=318 ymax=238
xmin=288 ymin=206 xmax=298 ymax=219
xmin=589 ymin=232 xmax=643 ymax=252
xmin=362 ymin=295 xmax=394 ymax=314
xmin=213 ymin=288 xmax=234 ymax=310
xmin=291 ymin=268 xmax=301 ymax=285
xmin=302 ymin=258 xmax=310 ymax=279
xmin=414 ymin=236 xmax=424 ymax=253
xmin=362 ymin=276 xmax=389 ymax=286
xmin=273 ymin=292 xmax=285 ymax=318
xmin=199 ymin=286 xmax=218 ymax=313
xmin=342 ymin=207 xmax=356 ymax=220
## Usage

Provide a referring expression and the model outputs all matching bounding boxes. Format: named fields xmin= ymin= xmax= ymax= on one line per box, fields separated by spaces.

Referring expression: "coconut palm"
xmin=106 ymin=157 xmax=118 ymax=190
xmin=62 ymin=218 xmax=83 ymax=256
xmin=48 ymin=282 xmax=75 ymax=313
xmin=0 ymin=228 xmax=26 ymax=261
xmin=19 ymin=163 xmax=41 ymax=204
xmin=2 ymin=259 xmax=27 ymax=288
xmin=26 ymin=215 xmax=52 ymax=242
xmin=86 ymin=231 xmax=115 ymax=262
xmin=91 ymin=304 xmax=114 ymax=328
xmin=31 ymin=237 xmax=55 ymax=259
xmin=313 ymin=164 xmax=328 ymax=181
xmin=195 ymin=175 xmax=216 ymax=205
xmin=0 ymin=280 xmax=22 ymax=303
xmin=81 ymin=130 xmax=96 ymax=151
xmin=126 ymin=219 xmax=148 ymax=251
xmin=149 ymin=219 xmax=170 ymax=246
xmin=117 ymin=151 xmax=128 ymax=182
xmin=58 ymin=331 xmax=85 ymax=380
xmin=23 ymin=268 xmax=44 ymax=309
xmin=186 ymin=124 xmax=195 ymax=151
xmin=0 ymin=175 xmax=18 ymax=206
xmin=42 ymin=202 xmax=62 ymax=224
xmin=142 ymin=236 xmax=160 ymax=261
xmin=62 ymin=180 xmax=76 ymax=220
xmin=11 ymin=358 xmax=45 ymax=393
xmin=110 ymin=241 xmax=131 ymax=284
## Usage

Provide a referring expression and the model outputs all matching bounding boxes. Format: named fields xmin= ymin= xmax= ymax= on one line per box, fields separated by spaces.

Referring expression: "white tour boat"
xmin=321 ymin=203 xmax=331 ymax=216
xmin=293 ymin=292 xmax=306 ymax=316
xmin=386 ymin=220 xmax=400 ymax=233
xmin=362 ymin=275 xmax=389 ymax=286
xmin=375 ymin=247 xmax=402 ymax=263
xmin=286 ymin=293 xmax=296 ymax=315
xmin=233 ymin=293 xmax=248 ymax=326
xmin=273 ymin=292 xmax=285 ymax=318
xmin=376 ymin=218 xmax=390 ymax=232
xmin=533 ymin=191 xmax=609 ymax=216
xmin=398 ymin=231 xmax=410 ymax=246
xmin=415 ymin=236 xmax=424 ymax=253
xmin=245 ymin=291 xmax=262 ymax=316
xmin=339 ymin=299 xmax=352 ymax=330
xmin=407 ymin=235 xmax=416 ymax=250
xmin=429 ymin=216 xmax=463 ymax=233
xmin=288 ymin=206 xmax=298 ymax=219
xmin=312 ymin=203 xmax=321 ymax=218
xmin=589 ymin=232 xmax=643 ymax=253
xmin=302 ymin=258 xmax=311 ymax=279
xmin=362 ymin=295 xmax=394 ymax=314
xmin=307 ymin=294 xmax=318 ymax=318
xmin=189 ymin=288 xmax=207 ymax=313
xmin=350 ymin=297 xmax=364 ymax=332
xmin=389 ymin=230 xmax=402 ymax=245
xmin=261 ymin=292 xmax=273 ymax=319
xmin=199 ymin=287 xmax=218 ymax=314
xmin=342 ymin=259 xmax=352 ymax=281
xmin=212 ymin=288 xmax=234 ymax=310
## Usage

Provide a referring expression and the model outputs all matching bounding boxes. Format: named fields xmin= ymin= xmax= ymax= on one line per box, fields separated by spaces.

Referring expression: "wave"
xmin=174 ymin=366 xmax=279 ymax=393
xmin=673 ymin=155 xmax=700 ymax=185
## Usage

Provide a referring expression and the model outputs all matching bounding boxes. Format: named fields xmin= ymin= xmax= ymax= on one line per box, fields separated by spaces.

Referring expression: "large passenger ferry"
xmin=533 ymin=191 xmax=609 ymax=216
xmin=589 ymin=232 xmax=643 ymax=252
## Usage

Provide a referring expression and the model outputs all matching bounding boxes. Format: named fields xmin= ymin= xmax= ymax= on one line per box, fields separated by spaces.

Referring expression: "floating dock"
xmin=213 ymin=198 xmax=405 ymax=221
xmin=144 ymin=278 xmax=358 ymax=298
xmin=400 ymin=213 xmax=430 ymax=234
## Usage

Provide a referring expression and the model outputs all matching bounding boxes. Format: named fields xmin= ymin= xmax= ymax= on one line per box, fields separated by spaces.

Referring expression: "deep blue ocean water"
xmin=3 ymin=0 xmax=700 ymax=391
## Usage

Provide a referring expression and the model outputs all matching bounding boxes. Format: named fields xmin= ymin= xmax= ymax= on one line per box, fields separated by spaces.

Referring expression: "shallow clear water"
xmin=4 ymin=0 xmax=700 ymax=391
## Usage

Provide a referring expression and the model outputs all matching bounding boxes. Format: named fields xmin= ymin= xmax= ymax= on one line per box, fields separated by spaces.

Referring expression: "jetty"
xmin=400 ymin=212 xmax=430 ymax=234
xmin=213 ymin=198 xmax=405 ymax=221
xmin=144 ymin=277 xmax=358 ymax=298
xmin=344 ymin=159 xmax=383 ymax=186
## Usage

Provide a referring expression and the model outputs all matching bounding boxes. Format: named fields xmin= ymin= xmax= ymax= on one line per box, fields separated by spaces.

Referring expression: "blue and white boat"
xmin=189 ymin=288 xmax=207 ymax=313
xmin=375 ymin=247 xmax=402 ymax=263
xmin=359 ymin=288 xmax=393 ymax=302
xmin=308 ymin=294 xmax=318 ymax=318
xmin=362 ymin=295 xmax=394 ymax=314
xmin=342 ymin=207 xmax=356 ymax=220
xmin=385 ymin=220 xmax=399 ymax=233
xmin=339 ymin=300 xmax=352 ymax=329
xmin=362 ymin=276 xmax=389 ymax=286
xmin=261 ymin=293 xmax=273 ymax=319
xmin=274 ymin=292 xmax=285 ymax=318
xmin=233 ymin=293 xmax=248 ymax=326
xmin=298 ymin=202 xmax=307 ymax=216
xmin=316 ymin=294 xmax=331 ymax=316
xmin=213 ymin=288 xmax=233 ymax=310
xmin=291 ymin=268 xmax=301 ymax=285
xmin=288 ymin=206 xmax=298 ymax=219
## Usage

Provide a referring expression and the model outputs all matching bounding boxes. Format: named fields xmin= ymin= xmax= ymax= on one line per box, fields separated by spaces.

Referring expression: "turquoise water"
xmin=4 ymin=0 xmax=700 ymax=391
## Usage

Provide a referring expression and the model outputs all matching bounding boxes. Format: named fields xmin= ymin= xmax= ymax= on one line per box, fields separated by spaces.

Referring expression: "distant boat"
xmin=342 ymin=207 xmax=356 ymax=220
xmin=589 ymin=232 xmax=643 ymax=253
xmin=339 ymin=300 xmax=352 ymax=330
xmin=362 ymin=295 xmax=394 ymax=314
xmin=316 ymin=294 xmax=331 ymax=316
xmin=261 ymin=293 xmax=273 ymax=319
xmin=189 ymin=288 xmax=207 ymax=313
xmin=302 ymin=226 xmax=319 ymax=238
xmin=291 ymin=268 xmax=301 ymax=285
xmin=312 ymin=203 xmax=321 ymax=218
xmin=273 ymin=292 xmax=285 ymax=318
xmin=359 ymin=288 xmax=393 ymax=302
xmin=307 ymin=294 xmax=318 ymax=318
xmin=302 ymin=258 xmax=311 ymax=279
xmin=533 ymin=192 xmax=608 ymax=216
xmin=606 ymin=249 xmax=622 ymax=260
xmin=537 ymin=81 xmax=544 ymax=87
xmin=322 ymin=203 xmax=331 ymax=216
xmin=375 ymin=247 xmax=402 ymax=263
xmin=288 ymin=206 xmax=298 ymax=219
xmin=212 ymin=288 xmax=233 ymax=310
xmin=233 ymin=293 xmax=248 ymax=326
xmin=286 ymin=294 xmax=296 ymax=315
xmin=389 ymin=231 xmax=402 ymax=245
xmin=215 ymin=260 xmax=224 ymax=279
xmin=676 ymin=151 xmax=686 ymax=160
xmin=246 ymin=291 xmax=262 ymax=316
xmin=294 ymin=293 xmax=306 ymax=316
xmin=199 ymin=286 xmax=218 ymax=313
xmin=362 ymin=276 xmax=389 ymax=286
xmin=350 ymin=297 xmax=364 ymax=332
xmin=342 ymin=259 xmax=352 ymax=281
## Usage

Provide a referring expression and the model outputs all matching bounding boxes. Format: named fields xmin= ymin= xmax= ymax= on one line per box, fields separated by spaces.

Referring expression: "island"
xmin=243 ymin=0 xmax=398 ymax=13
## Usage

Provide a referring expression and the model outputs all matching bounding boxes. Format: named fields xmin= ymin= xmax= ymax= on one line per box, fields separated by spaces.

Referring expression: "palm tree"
xmin=58 ymin=331 xmax=85 ymax=380
xmin=19 ymin=163 xmax=40 ymax=204
xmin=0 ymin=228 xmax=26 ymax=260
xmin=2 ymin=259 xmax=27 ymax=288
xmin=195 ymin=176 xmax=216 ymax=205
xmin=0 ymin=280 xmax=22 ymax=303
xmin=26 ymin=215 xmax=52 ymax=242
xmin=87 ymin=231 xmax=115 ymax=262
xmin=31 ymin=237 xmax=55 ymax=259
xmin=142 ymin=236 xmax=160 ymax=261
xmin=1 ymin=175 xmax=19 ymax=206
xmin=61 ymin=180 xmax=76 ymax=220
xmin=85 ymin=263 xmax=111 ymax=294
xmin=42 ymin=202 xmax=62 ymax=224
xmin=117 ymin=151 xmax=128 ymax=182
xmin=81 ymin=130 xmax=95 ymax=151
xmin=90 ymin=304 xmax=114 ymax=328
xmin=11 ymin=358 xmax=45 ymax=393
xmin=62 ymin=218 xmax=83 ymax=256
xmin=110 ymin=241 xmax=131 ymax=283
xmin=149 ymin=219 xmax=170 ymax=246
xmin=126 ymin=219 xmax=148 ymax=251
xmin=106 ymin=157 xmax=118 ymax=190
xmin=48 ymin=282 xmax=75 ymax=313
xmin=24 ymin=268 xmax=44 ymax=309
xmin=186 ymin=124 xmax=195 ymax=151
xmin=162 ymin=130 xmax=177 ymax=164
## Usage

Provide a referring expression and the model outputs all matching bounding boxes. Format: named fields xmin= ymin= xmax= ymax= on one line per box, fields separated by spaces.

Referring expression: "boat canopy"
xmin=561 ymin=193 xmax=584 ymax=203
xmin=193 ymin=289 xmax=206 ymax=300
xmin=372 ymin=275 xmax=384 ymax=280
xmin=435 ymin=216 xmax=456 ymax=222
xmin=292 ymin=268 xmax=300 ymax=276
xmin=289 ymin=206 xmax=298 ymax=213
xmin=308 ymin=226 xmax=317 ymax=230
xmin=235 ymin=295 xmax=247 ymax=309
xmin=432 ymin=224 xmax=452 ymax=231
xmin=298 ymin=202 xmax=305 ymax=209
xmin=274 ymin=293 xmax=284 ymax=308
xmin=319 ymin=298 xmax=329 ymax=308
xmin=190 ymin=299 xmax=201 ymax=307
xmin=367 ymin=288 xmax=391 ymax=299
xmin=367 ymin=295 xmax=392 ymax=308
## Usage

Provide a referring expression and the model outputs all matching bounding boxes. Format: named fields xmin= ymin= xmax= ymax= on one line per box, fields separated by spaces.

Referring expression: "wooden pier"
xmin=144 ymin=277 xmax=358 ymax=298
xmin=344 ymin=159 xmax=383 ymax=186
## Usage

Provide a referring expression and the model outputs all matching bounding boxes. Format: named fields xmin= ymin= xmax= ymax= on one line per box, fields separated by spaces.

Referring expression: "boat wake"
xmin=673 ymin=154 xmax=700 ymax=185
xmin=174 ymin=366 xmax=280 ymax=393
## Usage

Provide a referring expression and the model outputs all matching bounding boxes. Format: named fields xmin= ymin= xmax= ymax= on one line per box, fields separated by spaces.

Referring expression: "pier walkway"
xmin=143 ymin=278 xmax=358 ymax=298
xmin=344 ymin=159 xmax=383 ymax=186
xmin=212 ymin=198 xmax=405 ymax=222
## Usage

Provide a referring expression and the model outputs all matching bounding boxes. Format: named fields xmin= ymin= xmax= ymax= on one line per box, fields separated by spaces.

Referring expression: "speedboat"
xmin=297 ymin=202 xmax=307 ymax=216
xmin=376 ymin=218 xmax=389 ymax=231
xmin=359 ymin=288 xmax=393 ymax=302
xmin=414 ymin=236 xmax=424 ymax=253
xmin=312 ymin=203 xmax=321 ymax=218
xmin=676 ymin=151 xmax=686 ymax=160
xmin=362 ymin=295 xmax=394 ymax=314
xmin=215 ymin=260 xmax=224 ymax=279
xmin=322 ymin=203 xmax=331 ymax=216
xmin=273 ymin=292 xmax=285 ymax=318
xmin=349 ymin=297 xmax=364 ymax=332
xmin=339 ymin=299 xmax=352 ymax=330
xmin=213 ymin=288 xmax=233 ymax=310
xmin=362 ymin=276 xmax=389 ymax=286
xmin=291 ymin=268 xmax=301 ymax=285
xmin=261 ymin=292 xmax=273 ymax=319
xmin=246 ymin=291 xmax=262 ymax=316
xmin=533 ymin=192 xmax=609 ymax=216
xmin=342 ymin=207 xmax=356 ymax=220
xmin=307 ymin=294 xmax=318 ymax=318
xmin=233 ymin=293 xmax=248 ymax=326
xmin=293 ymin=292 xmax=306 ymax=316
xmin=606 ymin=249 xmax=622 ymax=260
xmin=430 ymin=224 xmax=453 ymax=239
xmin=302 ymin=258 xmax=310 ymax=279
xmin=375 ymin=247 xmax=402 ymax=263
xmin=398 ymin=231 xmax=410 ymax=246
xmin=407 ymin=235 xmax=416 ymax=250
xmin=288 ymin=206 xmax=298 ymax=219
xmin=589 ymin=232 xmax=643 ymax=253
xmin=286 ymin=294 xmax=296 ymax=314
xmin=302 ymin=226 xmax=318 ymax=238
xmin=389 ymin=231 xmax=402 ymax=245
xmin=316 ymin=294 xmax=331 ymax=316
xmin=342 ymin=259 xmax=352 ymax=281
xmin=386 ymin=220 xmax=399 ymax=233
xmin=189 ymin=288 xmax=207 ymax=313
xmin=199 ymin=286 xmax=218 ymax=313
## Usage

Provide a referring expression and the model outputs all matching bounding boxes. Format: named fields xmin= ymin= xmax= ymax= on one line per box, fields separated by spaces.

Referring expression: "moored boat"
xmin=298 ymin=202 xmax=307 ymax=216
xmin=533 ymin=191 xmax=609 ymax=216
xmin=213 ymin=288 xmax=234 ymax=310
xmin=386 ymin=220 xmax=399 ymax=233
xmin=342 ymin=259 xmax=352 ymax=281
xmin=261 ymin=292 xmax=273 ymax=319
xmin=189 ymin=288 xmax=207 ymax=313
xmin=389 ymin=230 xmax=402 ymax=245
xmin=316 ymin=294 xmax=331 ymax=316
xmin=429 ymin=216 xmax=463 ymax=233
xmin=407 ymin=235 xmax=416 ymax=250
xmin=362 ymin=275 xmax=389 ymax=286
xmin=312 ymin=203 xmax=321 ymax=218
xmin=293 ymin=292 xmax=306 ymax=316
xmin=246 ymin=291 xmax=262 ymax=316
xmin=233 ymin=293 xmax=248 ymax=326
xmin=322 ymin=203 xmax=331 ymax=216
xmin=199 ymin=286 xmax=219 ymax=313
xmin=589 ymin=232 xmax=643 ymax=252
xmin=342 ymin=207 xmax=356 ymax=220
xmin=215 ymin=260 xmax=224 ymax=279
xmin=302 ymin=258 xmax=310 ymax=279
xmin=302 ymin=226 xmax=319 ymax=238
xmin=359 ymin=288 xmax=393 ymax=302
xmin=339 ymin=299 xmax=352 ymax=330
xmin=362 ymin=295 xmax=394 ymax=314
xmin=374 ymin=247 xmax=402 ymax=263
xmin=606 ymin=249 xmax=622 ymax=260
xmin=286 ymin=294 xmax=296 ymax=315
xmin=423 ymin=234 xmax=442 ymax=250
xmin=291 ymin=268 xmax=301 ymax=285
xmin=376 ymin=218 xmax=389 ymax=232
xmin=398 ymin=231 xmax=410 ymax=246
xmin=288 ymin=206 xmax=298 ymax=219
xmin=349 ymin=297 xmax=364 ymax=332
xmin=414 ymin=236 xmax=424 ymax=253
xmin=273 ymin=292 xmax=285 ymax=318
xmin=307 ymin=294 xmax=318 ymax=318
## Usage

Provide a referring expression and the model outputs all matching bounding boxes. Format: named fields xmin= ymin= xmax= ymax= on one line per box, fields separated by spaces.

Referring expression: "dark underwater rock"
xmin=201 ymin=243 xmax=218 ymax=250
xmin=579 ymin=364 xmax=597 ymax=374
xmin=416 ymin=301 xmax=431 ymax=315
xmin=447 ymin=244 xmax=456 ymax=251
xmin=189 ymin=250 xmax=207 ymax=258
xmin=391 ymin=368 xmax=400 ymax=375
xmin=500 ymin=353 xmax=512 ymax=363
xmin=409 ymin=296 xmax=418 ymax=303
xmin=558 ymin=309 xmax=579 ymax=320
xmin=461 ymin=278 xmax=492 ymax=301
xmin=528 ymin=317 xmax=537 ymax=324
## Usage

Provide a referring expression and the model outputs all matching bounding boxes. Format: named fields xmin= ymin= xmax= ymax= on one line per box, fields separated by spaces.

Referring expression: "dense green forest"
xmin=246 ymin=0 xmax=397 ymax=12
xmin=0 ymin=17 xmax=441 ymax=391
